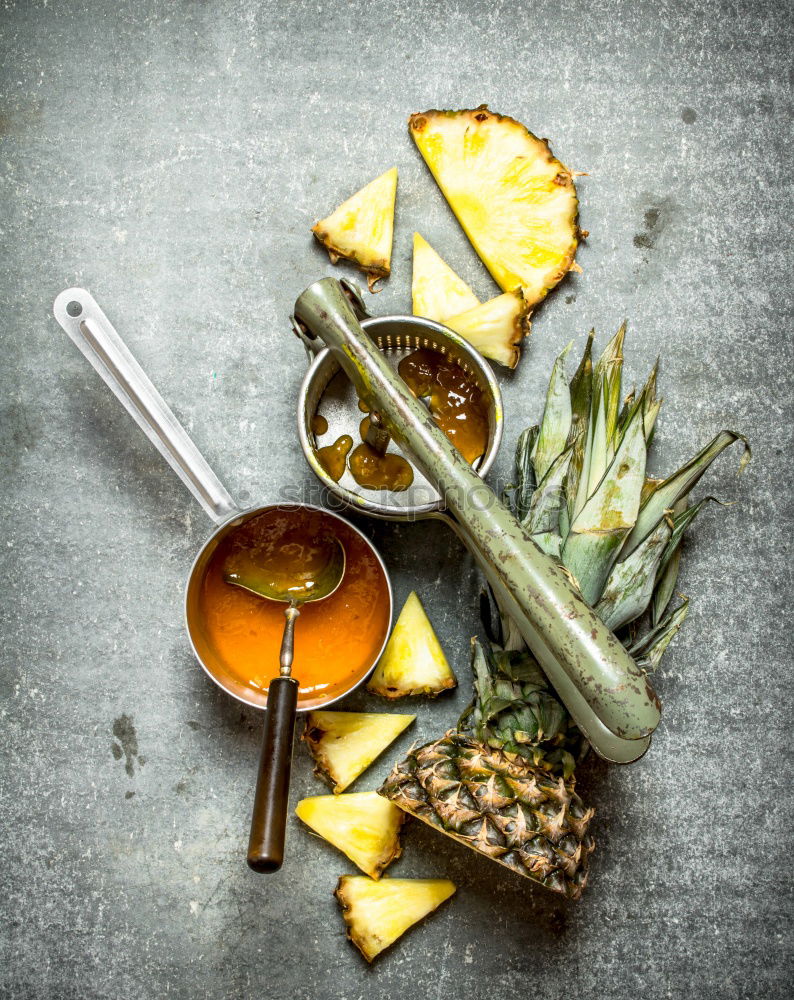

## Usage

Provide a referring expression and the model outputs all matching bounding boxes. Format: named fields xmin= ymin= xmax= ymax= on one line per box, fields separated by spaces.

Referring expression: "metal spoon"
xmin=224 ymin=524 xmax=346 ymax=873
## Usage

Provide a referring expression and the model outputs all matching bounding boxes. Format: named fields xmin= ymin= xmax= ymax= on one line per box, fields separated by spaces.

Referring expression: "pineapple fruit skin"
xmin=409 ymin=107 xmax=580 ymax=307
xmin=311 ymin=167 xmax=397 ymax=290
xmin=335 ymin=875 xmax=456 ymax=962
xmin=379 ymin=732 xmax=594 ymax=900
xmin=302 ymin=710 xmax=415 ymax=793
xmin=367 ymin=591 xmax=456 ymax=698
xmin=295 ymin=790 xmax=404 ymax=879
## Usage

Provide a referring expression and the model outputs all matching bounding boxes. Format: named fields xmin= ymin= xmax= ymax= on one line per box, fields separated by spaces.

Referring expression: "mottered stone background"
xmin=1 ymin=1 xmax=791 ymax=997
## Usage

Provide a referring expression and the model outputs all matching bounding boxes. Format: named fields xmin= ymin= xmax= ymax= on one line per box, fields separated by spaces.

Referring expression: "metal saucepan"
xmin=53 ymin=288 xmax=392 ymax=873
xmin=293 ymin=277 xmax=661 ymax=765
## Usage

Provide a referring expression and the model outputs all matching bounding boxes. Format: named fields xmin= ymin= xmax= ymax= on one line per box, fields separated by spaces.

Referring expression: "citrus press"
xmin=292 ymin=277 xmax=662 ymax=764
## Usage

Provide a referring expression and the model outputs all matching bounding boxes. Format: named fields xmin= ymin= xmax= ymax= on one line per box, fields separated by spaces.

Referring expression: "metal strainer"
xmin=295 ymin=281 xmax=503 ymax=520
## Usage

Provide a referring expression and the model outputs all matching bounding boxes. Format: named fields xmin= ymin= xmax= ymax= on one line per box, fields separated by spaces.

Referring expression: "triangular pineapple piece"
xmin=311 ymin=167 xmax=397 ymax=291
xmin=412 ymin=232 xmax=480 ymax=321
xmin=335 ymin=876 xmax=456 ymax=962
xmin=367 ymin=591 xmax=456 ymax=698
xmin=445 ymin=289 xmax=530 ymax=369
xmin=295 ymin=791 xmax=404 ymax=879
xmin=302 ymin=711 xmax=416 ymax=793
xmin=409 ymin=107 xmax=579 ymax=306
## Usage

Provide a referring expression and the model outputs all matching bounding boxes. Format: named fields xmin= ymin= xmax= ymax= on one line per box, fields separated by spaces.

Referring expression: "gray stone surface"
xmin=1 ymin=0 xmax=792 ymax=997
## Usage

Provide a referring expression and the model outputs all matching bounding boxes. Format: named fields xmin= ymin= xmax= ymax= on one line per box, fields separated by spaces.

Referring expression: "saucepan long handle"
xmin=294 ymin=278 xmax=661 ymax=758
xmin=247 ymin=675 xmax=299 ymax=873
xmin=54 ymin=288 xmax=238 ymax=525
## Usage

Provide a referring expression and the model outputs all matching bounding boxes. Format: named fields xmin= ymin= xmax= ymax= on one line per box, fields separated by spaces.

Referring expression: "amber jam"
xmin=349 ymin=442 xmax=414 ymax=491
xmin=316 ymin=434 xmax=353 ymax=482
xmin=311 ymin=348 xmax=490 ymax=493
xmin=197 ymin=507 xmax=390 ymax=707
xmin=397 ymin=348 xmax=489 ymax=464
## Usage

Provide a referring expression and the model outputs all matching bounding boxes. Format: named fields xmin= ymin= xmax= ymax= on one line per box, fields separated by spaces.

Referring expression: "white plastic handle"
xmin=54 ymin=287 xmax=238 ymax=525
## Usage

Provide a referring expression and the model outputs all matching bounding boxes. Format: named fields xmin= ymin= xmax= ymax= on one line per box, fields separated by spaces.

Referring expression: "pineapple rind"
xmin=295 ymin=790 xmax=405 ymax=879
xmin=379 ymin=732 xmax=594 ymax=900
xmin=409 ymin=107 xmax=579 ymax=306
xmin=367 ymin=591 xmax=456 ymax=698
xmin=302 ymin=710 xmax=416 ymax=793
xmin=335 ymin=875 xmax=456 ymax=962
xmin=444 ymin=289 xmax=530 ymax=369
xmin=412 ymin=232 xmax=480 ymax=321
xmin=312 ymin=167 xmax=397 ymax=285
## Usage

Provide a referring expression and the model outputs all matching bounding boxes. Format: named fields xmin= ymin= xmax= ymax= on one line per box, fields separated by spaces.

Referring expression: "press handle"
xmin=247 ymin=676 xmax=299 ymax=873
xmin=53 ymin=288 xmax=238 ymax=525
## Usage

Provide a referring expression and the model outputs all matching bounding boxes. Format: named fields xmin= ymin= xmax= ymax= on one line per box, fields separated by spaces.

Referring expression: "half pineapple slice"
xmin=409 ymin=107 xmax=580 ymax=306
xmin=302 ymin=711 xmax=416 ymax=793
xmin=444 ymin=290 xmax=530 ymax=369
xmin=295 ymin=791 xmax=404 ymax=879
xmin=380 ymin=733 xmax=595 ymax=899
xmin=311 ymin=167 xmax=397 ymax=291
xmin=367 ymin=591 xmax=456 ymax=698
xmin=335 ymin=876 xmax=456 ymax=962
xmin=412 ymin=232 xmax=480 ymax=321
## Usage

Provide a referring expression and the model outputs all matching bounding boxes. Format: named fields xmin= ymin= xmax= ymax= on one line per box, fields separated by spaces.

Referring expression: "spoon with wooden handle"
xmin=224 ymin=522 xmax=346 ymax=873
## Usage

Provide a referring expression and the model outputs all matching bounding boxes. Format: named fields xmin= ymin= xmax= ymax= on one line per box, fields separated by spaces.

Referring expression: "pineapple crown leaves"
xmin=512 ymin=326 xmax=751 ymax=629
xmin=458 ymin=592 xmax=585 ymax=779
xmin=467 ymin=328 xmax=750 ymax=778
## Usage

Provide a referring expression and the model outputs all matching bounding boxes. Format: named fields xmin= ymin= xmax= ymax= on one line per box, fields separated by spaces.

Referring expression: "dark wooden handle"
xmin=247 ymin=676 xmax=299 ymax=873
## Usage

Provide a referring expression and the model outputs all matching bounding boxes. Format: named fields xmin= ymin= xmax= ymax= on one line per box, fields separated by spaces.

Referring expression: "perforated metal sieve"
xmin=295 ymin=281 xmax=503 ymax=520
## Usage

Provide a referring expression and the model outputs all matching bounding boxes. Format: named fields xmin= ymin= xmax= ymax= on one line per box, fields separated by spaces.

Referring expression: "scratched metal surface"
xmin=1 ymin=1 xmax=792 ymax=997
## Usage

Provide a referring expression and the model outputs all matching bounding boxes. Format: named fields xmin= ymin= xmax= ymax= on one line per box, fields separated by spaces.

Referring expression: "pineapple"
xmin=380 ymin=733 xmax=594 ymax=899
xmin=412 ymin=232 xmax=480 ymax=321
xmin=302 ymin=710 xmax=416 ymax=793
xmin=409 ymin=107 xmax=580 ymax=307
xmin=444 ymin=289 xmax=530 ymax=369
xmin=335 ymin=876 xmax=456 ymax=962
xmin=381 ymin=329 xmax=750 ymax=899
xmin=295 ymin=790 xmax=404 ymax=879
xmin=367 ymin=591 xmax=456 ymax=698
xmin=312 ymin=167 xmax=397 ymax=291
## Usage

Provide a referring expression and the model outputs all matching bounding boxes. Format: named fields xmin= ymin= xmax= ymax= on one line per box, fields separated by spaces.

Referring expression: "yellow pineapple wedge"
xmin=295 ymin=791 xmax=404 ymax=879
xmin=411 ymin=232 xmax=480 ymax=321
xmin=367 ymin=591 xmax=456 ymax=698
xmin=445 ymin=289 xmax=530 ymax=369
xmin=409 ymin=107 xmax=580 ymax=306
xmin=302 ymin=711 xmax=416 ymax=793
xmin=311 ymin=167 xmax=397 ymax=291
xmin=335 ymin=876 xmax=456 ymax=962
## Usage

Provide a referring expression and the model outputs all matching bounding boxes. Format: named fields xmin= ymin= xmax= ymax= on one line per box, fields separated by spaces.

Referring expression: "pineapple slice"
xmin=367 ymin=591 xmax=456 ymax=698
xmin=335 ymin=875 xmax=456 ymax=962
xmin=445 ymin=289 xmax=530 ymax=369
xmin=412 ymin=232 xmax=480 ymax=321
xmin=295 ymin=791 xmax=404 ymax=879
xmin=302 ymin=711 xmax=416 ymax=793
xmin=409 ymin=107 xmax=580 ymax=306
xmin=311 ymin=167 xmax=397 ymax=291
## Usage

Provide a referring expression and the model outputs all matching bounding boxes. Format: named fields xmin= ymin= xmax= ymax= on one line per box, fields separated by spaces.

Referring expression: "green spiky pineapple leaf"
xmin=461 ymin=326 xmax=749 ymax=777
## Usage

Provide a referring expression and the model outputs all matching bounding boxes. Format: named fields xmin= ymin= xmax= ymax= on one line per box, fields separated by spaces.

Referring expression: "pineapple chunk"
xmin=295 ymin=791 xmax=404 ymax=879
xmin=367 ymin=591 xmax=456 ymax=698
xmin=335 ymin=875 xmax=456 ymax=962
xmin=311 ymin=167 xmax=397 ymax=291
xmin=409 ymin=107 xmax=579 ymax=306
xmin=445 ymin=289 xmax=530 ymax=369
xmin=302 ymin=710 xmax=416 ymax=793
xmin=412 ymin=232 xmax=480 ymax=321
